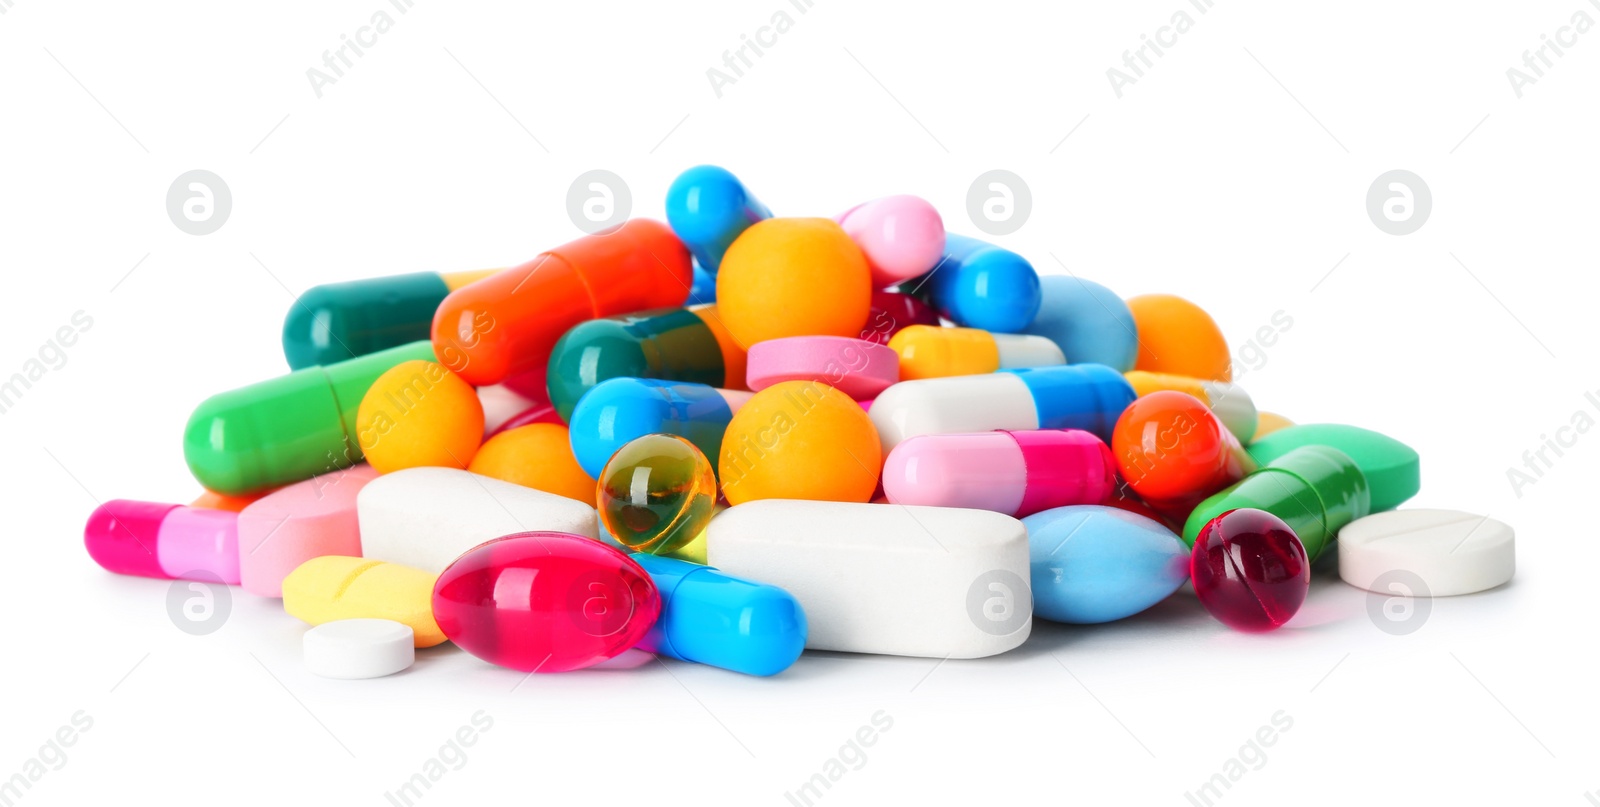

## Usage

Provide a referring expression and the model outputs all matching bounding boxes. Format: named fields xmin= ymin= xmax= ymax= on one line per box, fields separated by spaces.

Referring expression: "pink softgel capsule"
xmin=1190 ymin=508 xmax=1310 ymax=632
xmin=837 ymin=195 xmax=946 ymax=286
xmin=432 ymin=532 xmax=661 ymax=673
xmin=84 ymin=500 xmax=240 ymax=584
xmin=882 ymin=429 xmax=1117 ymax=518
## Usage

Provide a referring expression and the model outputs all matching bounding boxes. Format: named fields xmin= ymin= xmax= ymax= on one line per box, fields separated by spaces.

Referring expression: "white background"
xmin=2 ymin=1 xmax=1596 ymax=804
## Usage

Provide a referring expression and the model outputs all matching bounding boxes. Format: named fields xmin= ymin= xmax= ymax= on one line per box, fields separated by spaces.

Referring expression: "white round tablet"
xmin=304 ymin=619 xmax=416 ymax=679
xmin=1338 ymin=509 xmax=1514 ymax=597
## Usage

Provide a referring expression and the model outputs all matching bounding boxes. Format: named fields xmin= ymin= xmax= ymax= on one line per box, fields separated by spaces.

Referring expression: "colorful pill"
xmin=1024 ymin=505 xmax=1189 ymax=624
xmin=888 ymin=324 xmax=1065 ymax=381
xmin=568 ymin=378 xmax=752 ymax=480
xmin=836 ymin=195 xmax=946 ymax=286
xmin=1127 ymin=294 xmax=1232 ymax=381
xmin=716 ymin=217 xmax=872 ymax=347
xmin=719 ymin=381 xmax=882 ymax=506
xmin=237 ymin=464 xmax=376 ymax=598
xmin=664 ymin=165 xmax=771 ymax=272
xmin=84 ymin=500 xmax=240 ymax=583
xmin=282 ymin=556 xmax=446 ymax=647
xmin=707 ymin=500 xmax=1031 ymax=659
xmin=468 ymin=423 xmax=597 ymax=504
xmin=282 ymin=269 xmax=496 ymax=370
xmin=597 ymin=434 xmax=717 ymax=555
xmin=745 ymin=336 xmax=898 ymax=400
xmin=631 ymin=553 xmax=807 ymax=677
xmin=1191 ymin=508 xmax=1309 ymax=632
xmin=1246 ymin=423 xmax=1419 ymax=512
xmin=923 ymin=234 xmax=1041 ymax=333
xmin=184 ymin=340 xmax=436 ymax=495
xmin=355 ymin=360 xmax=485 ymax=474
xmin=882 ymin=429 xmax=1116 ymax=517
xmin=1021 ymin=276 xmax=1138 ymax=372
xmin=868 ymin=364 xmax=1136 ymax=453
xmin=546 ymin=305 xmax=747 ymax=422
xmin=687 ymin=261 xmax=717 ymax=305
xmin=1183 ymin=446 xmax=1371 ymax=561
xmin=1111 ymin=390 xmax=1257 ymax=519
xmin=1125 ymin=370 xmax=1257 ymax=443
xmin=432 ymin=532 xmax=661 ymax=673
xmin=1251 ymin=411 xmax=1295 ymax=441
xmin=190 ymin=488 xmax=275 ymax=513
xmin=358 ymin=467 xmax=600 ymax=574
xmin=861 ymin=290 xmax=941 ymax=346
xmin=431 ymin=219 xmax=693 ymax=387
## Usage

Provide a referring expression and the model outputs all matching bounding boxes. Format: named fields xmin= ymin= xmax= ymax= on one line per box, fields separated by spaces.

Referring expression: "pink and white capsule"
xmin=882 ymin=429 xmax=1117 ymax=518
xmin=85 ymin=501 xmax=240 ymax=583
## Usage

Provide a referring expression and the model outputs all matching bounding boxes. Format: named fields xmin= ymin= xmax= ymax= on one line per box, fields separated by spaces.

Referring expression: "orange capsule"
xmin=1111 ymin=390 xmax=1256 ymax=519
xmin=430 ymin=219 xmax=693 ymax=387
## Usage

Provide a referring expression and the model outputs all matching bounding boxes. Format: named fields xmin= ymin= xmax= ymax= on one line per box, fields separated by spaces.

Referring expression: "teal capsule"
xmin=282 ymin=270 xmax=496 ymax=369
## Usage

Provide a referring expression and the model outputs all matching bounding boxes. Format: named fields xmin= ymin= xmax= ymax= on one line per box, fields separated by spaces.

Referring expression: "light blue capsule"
xmin=1024 ymin=505 xmax=1188 ymax=624
xmin=1022 ymin=276 xmax=1139 ymax=372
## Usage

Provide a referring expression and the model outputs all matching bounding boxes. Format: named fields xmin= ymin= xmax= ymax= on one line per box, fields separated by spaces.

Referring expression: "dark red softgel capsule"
xmin=1191 ymin=508 xmax=1309 ymax=632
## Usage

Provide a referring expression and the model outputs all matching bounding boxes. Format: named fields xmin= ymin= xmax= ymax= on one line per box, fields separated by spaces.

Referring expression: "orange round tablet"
xmin=719 ymin=380 xmax=881 ymax=505
xmin=1126 ymin=294 xmax=1232 ymax=382
xmin=468 ymin=423 xmax=597 ymax=505
xmin=716 ymin=218 xmax=872 ymax=346
xmin=356 ymin=360 xmax=484 ymax=473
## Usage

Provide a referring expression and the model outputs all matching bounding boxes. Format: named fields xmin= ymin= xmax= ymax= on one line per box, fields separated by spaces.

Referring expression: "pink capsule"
xmin=882 ymin=429 xmax=1117 ymax=518
xmin=84 ymin=501 xmax=240 ymax=584
xmin=432 ymin=532 xmax=661 ymax=673
xmin=837 ymin=195 xmax=946 ymax=286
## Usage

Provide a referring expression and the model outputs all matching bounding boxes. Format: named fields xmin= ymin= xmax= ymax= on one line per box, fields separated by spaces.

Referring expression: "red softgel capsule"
xmin=433 ymin=532 xmax=661 ymax=672
xmin=1190 ymin=508 xmax=1309 ymax=632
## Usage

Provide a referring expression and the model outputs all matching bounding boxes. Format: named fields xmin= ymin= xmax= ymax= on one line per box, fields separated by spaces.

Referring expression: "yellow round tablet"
xmin=716 ymin=218 xmax=872 ymax=347
xmin=467 ymin=423 xmax=597 ymax=505
xmin=719 ymin=380 xmax=881 ymax=505
xmin=355 ymin=360 xmax=484 ymax=474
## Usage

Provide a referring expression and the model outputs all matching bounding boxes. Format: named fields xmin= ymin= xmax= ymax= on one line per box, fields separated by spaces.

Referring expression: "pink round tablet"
xmin=746 ymin=337 xmax=899 ymax=400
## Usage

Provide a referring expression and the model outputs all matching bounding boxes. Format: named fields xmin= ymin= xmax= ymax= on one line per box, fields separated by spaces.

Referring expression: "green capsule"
xmin=281 ymin=270 xmax=496 ymax=370
xmin=1246 ymin=423 xmax=1419 ymax=512
xmin=1183 ymin=445 xmax=1371 ymax=561
xmin=184 ymin=341 xmax=437 ymax=495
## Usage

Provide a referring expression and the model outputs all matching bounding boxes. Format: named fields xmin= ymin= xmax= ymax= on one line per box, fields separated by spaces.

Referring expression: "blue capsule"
xmin=1022 ymin=276 xmax=1139 ymax=372
xmin=923 ymin=234 xmax=1042 ymax=333
xmin=631 ymin=553 xmax=807 ymax=676
xmin=567 ymin=378 xmax=746 ymax=479
xmin=665 ymin=166 xmax=771 ymax=272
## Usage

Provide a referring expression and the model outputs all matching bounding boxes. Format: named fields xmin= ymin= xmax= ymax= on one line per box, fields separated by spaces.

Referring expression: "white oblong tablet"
xmin=707 ymin=499 xmax=1032 ymax=659
xmin=304 ymin=619 xmax=415 ymax=679
xmin=1338 ymin=509 xmax=1514 ymax=596
xmin=357 ymin=467 xmax=600 ymax=573
xmin=869 ymin=374 xmax=1041 ymax=455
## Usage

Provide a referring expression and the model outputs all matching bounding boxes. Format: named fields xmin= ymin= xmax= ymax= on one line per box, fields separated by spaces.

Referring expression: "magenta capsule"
xmin=881 ymin=429 xmax=1117 ymax=518
xmin=84 ymin=501 xmax=240 ymax=584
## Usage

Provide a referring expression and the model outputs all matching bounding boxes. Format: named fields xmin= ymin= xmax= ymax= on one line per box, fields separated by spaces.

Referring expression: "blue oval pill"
xmin=1024 ymin=505 xmax=1189 ymax=624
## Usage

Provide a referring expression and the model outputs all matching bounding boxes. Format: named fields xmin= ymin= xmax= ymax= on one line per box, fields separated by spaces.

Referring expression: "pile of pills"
xmin=82 ymin=165 xmax=1516 ymax=678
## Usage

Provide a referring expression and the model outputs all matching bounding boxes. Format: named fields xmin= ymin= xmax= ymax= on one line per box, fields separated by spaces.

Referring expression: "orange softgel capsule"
xmin=355 ymin=360 xmax=484 ymax=474
xmin=467 ymin=423 xmax=596 ymax=504
xmin=716 ymin=218 xmax=872 ymax=347
xmin=431 ymin=219 xmax=693 ymax=387
xmin=1111 ymin=390 xmax=1256 ymax=518
xmin=719 ymin=380 xmax=882 ymax=505
xmin=1126 ymin=294 xmax=1232 ymax=382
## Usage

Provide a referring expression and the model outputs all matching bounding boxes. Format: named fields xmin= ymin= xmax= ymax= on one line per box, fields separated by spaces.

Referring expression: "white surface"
xmin=869 ymin=373 xmax=1041 ymax=451
xmin=1338 ymin=509 xmax=1516 ymax=596
xmin=303 ymin=619 xmax=416 ymax=679
xmin=2 ymin=1 xmax=1595 ymax=804
xmin=993 ymin=332 xmax=1068 ymax=369
xmin=357 ymin=467 xmax=599 ymax=573
xmin=708 ymin=500 xmax=1032 ymax=658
